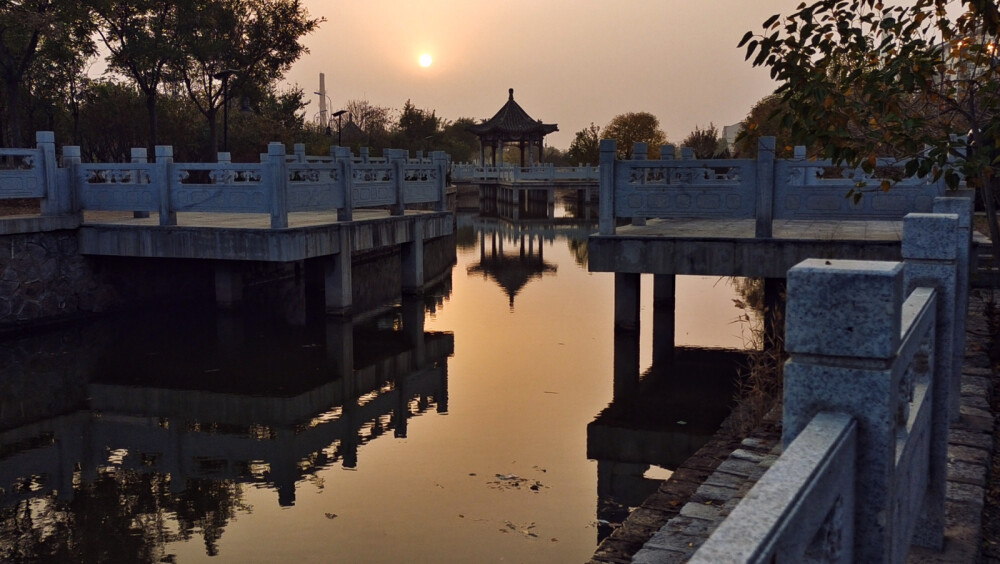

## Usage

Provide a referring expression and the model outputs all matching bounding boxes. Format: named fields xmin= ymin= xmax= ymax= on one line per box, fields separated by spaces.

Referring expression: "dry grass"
xmin=724 ymin=277 xmax=787 ymax=437
xmin=0 ymin=198 xmax=40 ymax=217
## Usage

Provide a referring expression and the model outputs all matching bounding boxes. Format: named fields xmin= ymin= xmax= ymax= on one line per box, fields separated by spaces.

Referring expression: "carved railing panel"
xmin=170 ymin=163 xmax=270 ymax=214
xmin=774 ymin=159 xmax=943 ymax=221
xmin=286 ymin=163 xmax=344 ymax=212
xmin=612 ymin=159 xmax=756 ymax=219
xmin=77 ymin=163 xmax=157 ymax=212
xmin=351 ymin=164 xmax=396 ymax=208
xmin=402 ymin=164 xmax=440 ymax=204
xmin=0 ymin=149 xmax=43 ymax=199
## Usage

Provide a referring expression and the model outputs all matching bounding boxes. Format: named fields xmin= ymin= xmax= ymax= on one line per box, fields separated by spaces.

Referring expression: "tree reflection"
xmin=0 ymin=469 xmax=248 ymax=562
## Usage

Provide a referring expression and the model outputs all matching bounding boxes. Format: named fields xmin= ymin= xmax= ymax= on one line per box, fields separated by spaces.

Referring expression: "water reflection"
xmin=0 ymin=295 xmax=452 ymax=562
xmin=588 ymin=347 xmax=743 ymax=541
xmin=0 ymin=188 xmax=758 ymax=562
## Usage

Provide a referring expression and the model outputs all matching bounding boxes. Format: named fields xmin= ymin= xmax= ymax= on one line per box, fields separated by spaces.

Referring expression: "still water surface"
xmin=0 ymin=197 xmax=753 ymax=563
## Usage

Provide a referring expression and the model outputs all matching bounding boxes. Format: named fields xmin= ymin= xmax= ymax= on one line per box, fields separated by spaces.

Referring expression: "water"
xmin=0 ymin=194 xmax=754 ymax=563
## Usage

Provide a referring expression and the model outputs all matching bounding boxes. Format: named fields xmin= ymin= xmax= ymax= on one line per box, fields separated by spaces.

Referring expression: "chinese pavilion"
xmin=468 ymin=88 xmax=558 ymax=166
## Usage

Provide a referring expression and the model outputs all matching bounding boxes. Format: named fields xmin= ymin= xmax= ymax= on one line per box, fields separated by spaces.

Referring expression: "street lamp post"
xmin=332 ymin=110 xmax=347 ymax=145
xmin=213 ymin=69 xmax=239 ymax=154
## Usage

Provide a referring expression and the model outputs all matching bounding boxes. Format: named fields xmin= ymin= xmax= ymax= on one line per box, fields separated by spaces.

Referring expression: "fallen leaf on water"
xmin=324 ymin=513 xmax=337 ymax=519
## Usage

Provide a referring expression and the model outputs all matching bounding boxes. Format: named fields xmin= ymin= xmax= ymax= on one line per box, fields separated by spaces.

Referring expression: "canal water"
xmin=0 ymin=193 xmax=754 ymax=563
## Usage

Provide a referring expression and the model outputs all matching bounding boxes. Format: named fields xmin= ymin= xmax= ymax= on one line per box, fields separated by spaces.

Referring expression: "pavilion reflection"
xmin=0 ymin=297 xmax=453 ymax=560
xmin=461 ymin=211 xmax=595 ymax=309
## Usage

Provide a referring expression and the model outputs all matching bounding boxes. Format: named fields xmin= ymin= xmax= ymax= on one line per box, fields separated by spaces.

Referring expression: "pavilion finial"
xmin=508 ymin=88 xmax=514 ymax=101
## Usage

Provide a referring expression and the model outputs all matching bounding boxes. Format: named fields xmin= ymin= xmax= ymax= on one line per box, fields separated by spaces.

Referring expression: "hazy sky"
xmin=284 ymin=1 xmax=796 ymax=150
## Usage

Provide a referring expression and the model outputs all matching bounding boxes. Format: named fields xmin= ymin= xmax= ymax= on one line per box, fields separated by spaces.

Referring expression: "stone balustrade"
xmin=0 ymin=132 xmax=450 ymax=228
xmin=688 ymin=202 xmax=968 ymax=563
xmin=598 ymin=137 xmax=949 ymax=236
xmin=450 ymin=162 xmax=599 ymax=183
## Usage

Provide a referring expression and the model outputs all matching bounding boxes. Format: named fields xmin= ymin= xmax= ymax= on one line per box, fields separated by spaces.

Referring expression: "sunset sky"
xmin=284 ymin=0 xmax=797 ymax=150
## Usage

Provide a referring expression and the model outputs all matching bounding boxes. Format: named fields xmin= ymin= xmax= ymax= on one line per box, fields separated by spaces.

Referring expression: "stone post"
xmin=783 ymin=258 xmax=904 ymax=563
xmin=154 ymin=145 xmax=177 ymax=226
xmin=267 ymin=142 xmax=288 ymax=228
xmin=293 ymin=143 xmax=306 ymax=163
xmin=130 ymin=148 xmax=151 ymax=218
xmin=754 ymin=136 xmax=776 ymax=238
xmin=334 ymin=146 xmax=353 ymax=222
xmin=902 ymin=212 xmax=960 ymax=550
xmin=599 ymin=139 xmax=616 ymax=235
xmin=36 ymin=132 xmax=66 ymax=216
xmin=360 ymin=146 xmax=370 ymax=164
xmin=631 ymin=142 xmax=647 ymax=227
xmin=386 ymin=148 xmax=406 ymax=216
xmin=432 ymin=151 xmax=448 ymax=212
xmin=61 ymin=145 xmax=82 ymax=223
xmin=931 ymin=196 xmax=972 ymax=418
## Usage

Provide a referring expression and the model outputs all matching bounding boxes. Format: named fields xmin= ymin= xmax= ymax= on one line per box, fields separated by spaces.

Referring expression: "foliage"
xmin=172 ymin=0 xmax=322 ymax=158
xmin=0 ymin=0 xmax=96 ymax=146
xmin=740 ymin=0 xmax=1000 ymax=247
xmin=733 ymin=93 xmax=798 ymax=158
xmin=601 ymin=112 xmax=667 ymax=159
xmin=91 ymin=0 xmax=179 ymax=150
xmin=391 ymin=99 xmax=440 ymax=153
xmin=565 ymin=122 xmax=600 ymax=164
xmin=439 ymin=117 xmax=479 ymax=163
xmin=681 ymin=123 xmax=725 ymax=159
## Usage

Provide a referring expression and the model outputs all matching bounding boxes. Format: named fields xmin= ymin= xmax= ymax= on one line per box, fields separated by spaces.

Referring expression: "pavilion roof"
xmin=468 ymin=89 xmax=558 ymax=139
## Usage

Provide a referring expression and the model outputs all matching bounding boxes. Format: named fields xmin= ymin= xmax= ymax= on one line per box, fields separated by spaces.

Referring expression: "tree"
xmin=601 ymin=112 xmax=667 ymax=159
xmin=439 ymin=117 xmax=479 ymax=163
xmin=0 ymin=1 xmax=95 ymax=146
xmin=91 ymin=0 xmax=179 ymax=151
xmin=565 ymin=122 xmax=600 ymax=164
xmin=344 ymin=98 xmax=393 ymax=141
xmin=740 ymin=0 xmax=1000 ymax=251
xmin=681 ymin=123 xmax=725 ymax=159
xmin=392 ymin=99 xmax=439 ymax=152
xmin=172 ymin=0 xmax=321 ymax=159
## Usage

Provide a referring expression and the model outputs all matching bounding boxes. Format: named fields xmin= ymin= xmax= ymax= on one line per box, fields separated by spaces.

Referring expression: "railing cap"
xmin=786 ymin=258 xmax=903 ymax=359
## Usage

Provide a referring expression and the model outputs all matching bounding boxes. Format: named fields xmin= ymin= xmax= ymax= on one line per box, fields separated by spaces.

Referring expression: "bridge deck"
xmin=588 ymin=218 xmax=905 ymax=278
xmin=77 ymin=209 xmax=453 ymax=262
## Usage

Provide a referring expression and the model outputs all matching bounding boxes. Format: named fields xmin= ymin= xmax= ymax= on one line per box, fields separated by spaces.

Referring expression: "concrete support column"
xmin=402 ymin=218 xmax=425 ymax=294
xmin=214 ymin=263 xmax=243 ymax=309
xmin=614 ymin=272 xmax=640 ymax=332
xmin=325 ymin=229 xmax=353 ymax=315
xmin=613 ymin=330 xmax=640 ymax=401
xmin=652 ymin=274 xmax=676 ymax=365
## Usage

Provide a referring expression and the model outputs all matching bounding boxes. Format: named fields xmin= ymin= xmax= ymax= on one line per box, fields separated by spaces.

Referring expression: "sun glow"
xmin=418 ymin=53 xmax=433 ymax=67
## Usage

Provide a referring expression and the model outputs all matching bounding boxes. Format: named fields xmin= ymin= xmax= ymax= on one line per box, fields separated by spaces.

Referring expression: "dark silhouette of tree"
xmin=91 ymin=0 xmax=179 ymax=152
xmin=602 ymin=112 xmax=667 ymax=159
xmin=681 ymin=123 xmax=724 ymax=159
xmin=0 ymin=0 xmax=95 ymax=146
xmin=172 ymin=0 xmax=321 ymax=159
xmin=566 ymin=122 xmax=600 ymax=164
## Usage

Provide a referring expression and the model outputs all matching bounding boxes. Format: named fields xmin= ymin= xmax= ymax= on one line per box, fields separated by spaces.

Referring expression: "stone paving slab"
xmin=591 ymin=297 xmax=995 ymax=564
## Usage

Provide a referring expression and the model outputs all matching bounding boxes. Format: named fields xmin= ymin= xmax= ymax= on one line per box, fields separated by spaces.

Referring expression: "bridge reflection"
xmin=588 ymin=346 xmax=744 ymax=542
xmin=0 ymin=299 xmax=453 ymax=558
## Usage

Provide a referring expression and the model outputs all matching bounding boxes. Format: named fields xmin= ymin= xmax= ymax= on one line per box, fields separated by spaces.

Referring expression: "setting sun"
xmin=418 ymin=53 xmax=432 ymax=67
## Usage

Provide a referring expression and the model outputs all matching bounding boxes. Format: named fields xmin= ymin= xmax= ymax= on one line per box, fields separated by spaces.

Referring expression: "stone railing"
xmin=690 ymin=203 xmax=969 ymax=563
xmin=598 ymin=137 xmax=949 ymax=236
xmin=450 ymin=163 xmax=599 ymax=183
xmin=0 ymin=132 xmax=450 ymax=229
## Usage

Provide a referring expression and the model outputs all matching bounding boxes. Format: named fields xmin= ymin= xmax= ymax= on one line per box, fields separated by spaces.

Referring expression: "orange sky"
xmin=285 ymin=0 xmax=798 ymax=150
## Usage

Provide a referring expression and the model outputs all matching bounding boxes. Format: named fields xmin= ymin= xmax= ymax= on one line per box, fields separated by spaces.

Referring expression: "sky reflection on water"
xmin=0 ymin=196 xmax=755 ymax=563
